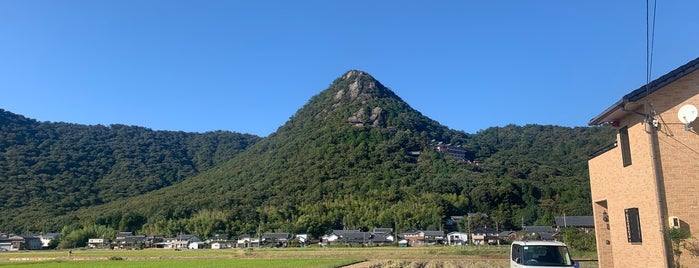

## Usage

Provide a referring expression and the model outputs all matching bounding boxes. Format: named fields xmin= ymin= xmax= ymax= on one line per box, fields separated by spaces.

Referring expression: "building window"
xmin=625 ymin=208 xmax=642 ymax=243
xmin=619 ymin=126 xmax=632 ymax=167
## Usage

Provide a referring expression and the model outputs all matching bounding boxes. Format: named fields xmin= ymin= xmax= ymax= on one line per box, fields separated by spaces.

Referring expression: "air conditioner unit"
xmin=669 ymin=216 xmax=680 ymax=229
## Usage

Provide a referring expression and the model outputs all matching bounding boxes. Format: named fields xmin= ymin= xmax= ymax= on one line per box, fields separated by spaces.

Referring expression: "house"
xmin=470 ymin=228 xmax=498 ymax=245
xmin=554 ymin=216 xmax=594 ymax=233
xmin=588 ymin=56 xmax=699 ymax=267
xmin=370 ymin=227 xmax=396 ymax=245
xmin=0 ymin=234 xmax=9 ymax=251
xmin=144 ymin=236 xmax=164 ymax=248
xmin=159 ymin=234 xmax=199 ymax=249
xmin=294 ymin=234 xmax=308 ymax=247
xmin=322 ymin=230 xmax=371 ymax=246
xmin=87 ymin=238 xmax=111 ymax=249
xmin=1 ymin=235 xmax=42 ymax=250
xmin=188 ymin=241 xmax=205 ymax=249
xmin=372 ymin=228 xmax=393 ymax=236
xmin=371 ymin=228 xmax=395 ymax=246
xmin=401 ymin=230 xmax=445 ymax=246
xmin=498 ymin=231 xmax=517 ymax=243
xmin=262 ymin=233 xmax=293 ymax=247
xmin=368 ymin=233 xmax=393 ymax=246
xmin=20 ymin=235 xmax=42 ymax=250
xmin=38 ymin=233 xmax=59 ymax=249
xmin=112 ymin=232 xmax=133 ymax=248
xmin=446 ymin=232 xmax=468 ymax=246
xmin=211 ymin=242 xmax=228 ymax=249
xmin=0 ymin=235 xmax=19 ymax=251
xmin=115 ymin=232 xmax=134 ymax=240
xmin=340 ymin=231 xmax=373 ymax=245
xmin=117 ymin=235 xmax=146 ymax=249
xmin=320 ymin=229 xmax=393 ymax=247
xmin=208 ymin=234 xmax=230 ymax=243
xmin=208 ymin=234 xmax=231 ymax=249
xmin=321 ymin=230 xmax=360 ymax=244
xmin=435 ymin=144 xmax=467 ymax=161
xmin=523 ymin=225 xmax=556 ymax=240
xmin=236 ymin=234 xmax=259 ymax=248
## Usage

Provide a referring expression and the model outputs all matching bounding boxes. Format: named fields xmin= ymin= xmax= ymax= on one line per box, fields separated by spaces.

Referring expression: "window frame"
xmin=619 ymin=126 xmax=632 ymax=167
xmin=625 ymin=207 xmax=642 ymax=243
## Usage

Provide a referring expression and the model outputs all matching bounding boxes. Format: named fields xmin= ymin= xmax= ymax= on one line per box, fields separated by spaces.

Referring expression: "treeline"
xmin=0 ymin=109 xmax=261 ymax=232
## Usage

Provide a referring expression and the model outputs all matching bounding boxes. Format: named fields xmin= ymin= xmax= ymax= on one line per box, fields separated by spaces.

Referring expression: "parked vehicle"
xmin=510 ymin=240 xmax=574 ymax=268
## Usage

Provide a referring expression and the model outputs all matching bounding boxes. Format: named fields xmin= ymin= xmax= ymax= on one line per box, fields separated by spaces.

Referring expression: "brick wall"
xmin=588 ymin=70 xmax=699 ymax=267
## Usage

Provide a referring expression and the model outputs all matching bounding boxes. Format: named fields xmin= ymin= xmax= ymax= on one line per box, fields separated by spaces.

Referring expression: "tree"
xmin=667 ymin=227 xmax=691 ymax=268
xmin=561 ymin=228 xmax=596 ymax=251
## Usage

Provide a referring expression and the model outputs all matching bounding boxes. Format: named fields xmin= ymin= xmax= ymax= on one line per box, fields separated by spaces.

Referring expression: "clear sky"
xmin=2 ymin=1 xmax=698 ymax=137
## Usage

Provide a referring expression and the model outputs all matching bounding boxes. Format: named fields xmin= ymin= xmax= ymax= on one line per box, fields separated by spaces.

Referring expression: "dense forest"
xmin=0 ymin=109 xmax=261 ymax=233
xmin=1 ymin=71 xmax=616 ymax=244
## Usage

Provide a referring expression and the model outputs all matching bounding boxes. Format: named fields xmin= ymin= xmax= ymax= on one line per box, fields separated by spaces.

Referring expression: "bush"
xmin=561 ymin=228 xmax=596 ymax=251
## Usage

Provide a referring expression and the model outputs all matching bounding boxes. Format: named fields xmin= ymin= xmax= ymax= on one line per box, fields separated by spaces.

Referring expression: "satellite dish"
xmin=678 ymin=104 xmax=697 ymax=124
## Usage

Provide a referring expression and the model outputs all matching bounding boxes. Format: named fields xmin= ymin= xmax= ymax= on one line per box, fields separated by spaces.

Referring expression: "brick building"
xmin=588 ymin=57 xmax=699 ymax=267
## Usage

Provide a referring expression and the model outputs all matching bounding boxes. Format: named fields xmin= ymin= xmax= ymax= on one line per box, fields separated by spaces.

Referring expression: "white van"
xmin=510 ymin=240 xmax=574 ymax=268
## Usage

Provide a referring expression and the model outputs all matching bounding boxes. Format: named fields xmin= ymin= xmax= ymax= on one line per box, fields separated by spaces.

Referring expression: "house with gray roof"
xmin=0 ymin=235 xmax=42 ymax=250
xmin=262 ymin=233 xmax=293 ymax=247
xmin=554 ymin=216 xmax=594 ymax=232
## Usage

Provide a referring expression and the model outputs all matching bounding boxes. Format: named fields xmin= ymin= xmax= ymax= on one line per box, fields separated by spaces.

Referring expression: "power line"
xmin=644 ymin=0 xmax=658 ymax=121
xmin=646 ymin=0 xmax=657 ymax=90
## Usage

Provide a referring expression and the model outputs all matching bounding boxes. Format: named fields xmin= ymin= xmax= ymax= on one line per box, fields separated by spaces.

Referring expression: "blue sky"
xmin=2 ymin=1 xmax=698 ymax=136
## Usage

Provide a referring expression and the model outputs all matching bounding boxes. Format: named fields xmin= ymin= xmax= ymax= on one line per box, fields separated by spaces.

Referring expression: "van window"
xmin=511 ymin=244 xmax=523 ymax=263
xmin=521 ymin=245 xmax=572 ymax=266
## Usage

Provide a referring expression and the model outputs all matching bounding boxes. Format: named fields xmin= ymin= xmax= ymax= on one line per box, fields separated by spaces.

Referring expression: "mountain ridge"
xmin=0 ymin=70 xmax=616 ymax=241
xmin=54 ymin=71 xmax=613 ymax=238
xmin=0 ymin=108 xmax=261 ymax=232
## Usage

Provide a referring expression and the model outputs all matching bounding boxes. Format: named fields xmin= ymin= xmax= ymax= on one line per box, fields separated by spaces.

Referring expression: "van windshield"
xmin=522 ymin=245 xmax=572 ymax=266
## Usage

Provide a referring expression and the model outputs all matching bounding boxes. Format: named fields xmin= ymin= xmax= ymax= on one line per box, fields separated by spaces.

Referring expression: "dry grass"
xmin=0 ymin=246 xmax=598 ymax=267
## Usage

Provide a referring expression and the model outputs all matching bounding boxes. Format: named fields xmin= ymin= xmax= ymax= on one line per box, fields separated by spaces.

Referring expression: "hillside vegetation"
xmin=0 ymin=110 xmax=261 ymax=232
xmin=1 ymin=71 xmax=616 ymax=241
xmin=50 ymin=71 xmax=615 ymax=239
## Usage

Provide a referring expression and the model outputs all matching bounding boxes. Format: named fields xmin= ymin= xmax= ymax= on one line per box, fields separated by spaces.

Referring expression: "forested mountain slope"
xmin=0 ymin=110 xmax=261 ymax=232
xmin=50 ymin=70 xmax=616 ymax=239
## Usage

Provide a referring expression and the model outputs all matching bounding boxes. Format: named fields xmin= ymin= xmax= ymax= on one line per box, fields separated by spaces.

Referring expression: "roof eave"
xmin=588 ymin=57 xmax=699 ymax=126
xmin=588 ymin=100 xmax=625 ymax=126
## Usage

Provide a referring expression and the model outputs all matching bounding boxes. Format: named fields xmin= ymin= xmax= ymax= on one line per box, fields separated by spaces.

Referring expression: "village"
xmin=0 ymin=215 xmax=592 ymax=251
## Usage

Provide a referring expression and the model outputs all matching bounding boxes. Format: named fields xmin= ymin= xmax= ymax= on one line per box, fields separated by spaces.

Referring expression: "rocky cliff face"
xmin=348 ymin=106 xmax=384 ymax=127
xmin=312 ymin=70 xmax=404 ymax=128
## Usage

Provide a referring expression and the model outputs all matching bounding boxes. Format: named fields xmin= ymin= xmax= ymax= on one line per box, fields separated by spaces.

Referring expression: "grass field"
xmin=0 ymin=258 xmax=358 ymax=268
xmin=0 ymin=246 xmax=598 ymax=268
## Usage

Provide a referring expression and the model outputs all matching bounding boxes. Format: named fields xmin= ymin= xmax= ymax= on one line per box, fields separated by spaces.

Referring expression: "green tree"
xmin=667 ymin=227 xmax=691 ymax=268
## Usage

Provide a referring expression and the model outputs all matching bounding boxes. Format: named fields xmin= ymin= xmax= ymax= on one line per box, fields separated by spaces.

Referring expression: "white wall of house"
xmin=447 ymin=232 xmax=468 ymax=245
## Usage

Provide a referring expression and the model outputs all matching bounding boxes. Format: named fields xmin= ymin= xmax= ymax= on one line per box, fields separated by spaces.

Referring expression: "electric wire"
xmin=645 ymin=0 xmax=658 ymax=119
xmin=644 ymin=2 xmax=674 ymax=267
xmin=646 ymin=0 xmax=658 ymax=88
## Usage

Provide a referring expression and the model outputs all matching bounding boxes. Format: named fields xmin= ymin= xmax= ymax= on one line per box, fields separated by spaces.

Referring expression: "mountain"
xmin=42 ymin=70 xmax=615 ymax=240
xmin=0 ymin=109 xmax=261 ymax=233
